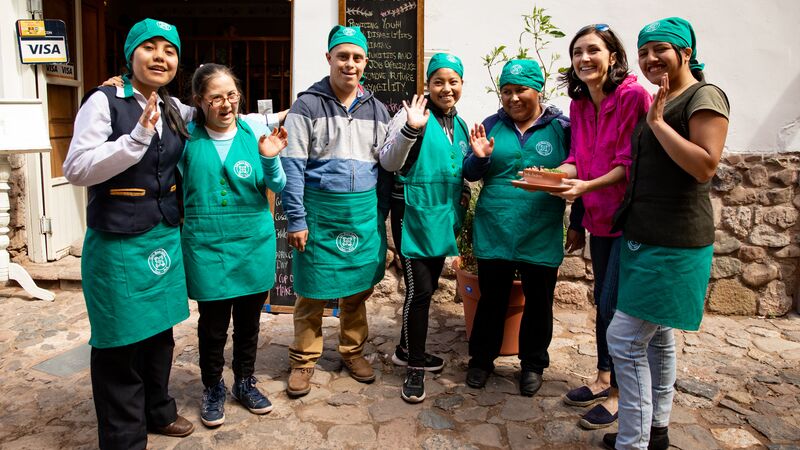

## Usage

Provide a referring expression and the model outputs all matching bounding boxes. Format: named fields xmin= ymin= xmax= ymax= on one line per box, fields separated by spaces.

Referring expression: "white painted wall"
xmin=293 ymin=0 xmax=800 ymax=153
xmin=0 ymin=0 xmax=38 ymax=98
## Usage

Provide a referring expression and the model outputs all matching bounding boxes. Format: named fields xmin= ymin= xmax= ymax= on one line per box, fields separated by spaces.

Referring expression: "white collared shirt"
xmin=63 ymin=86 xmax=195 ymax=186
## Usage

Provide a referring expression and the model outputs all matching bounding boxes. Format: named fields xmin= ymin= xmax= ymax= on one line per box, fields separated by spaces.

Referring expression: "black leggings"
xmin=197 ymin=291 xmax=268 ymax=387
xmin=468 ymin=259 xmax=557 ymax=373
xmin=390 ymin=197 xmax=445 ymax=367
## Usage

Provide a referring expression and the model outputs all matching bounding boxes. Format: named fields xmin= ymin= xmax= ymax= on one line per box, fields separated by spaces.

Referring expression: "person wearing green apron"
xmin=603 ymin=18 xmax=730 ymax=450
xmin=462 ymin=59 xmax=572 ymax=397
xmin=63 ymin=18 xmax=195 ymax=449
xmin=179 ymin=64 xmax=287 ymax=427
xmin=379 ymin=53 xmax=470 ymax=403
xmin=281 ymin=26 xmax=390 ymax=397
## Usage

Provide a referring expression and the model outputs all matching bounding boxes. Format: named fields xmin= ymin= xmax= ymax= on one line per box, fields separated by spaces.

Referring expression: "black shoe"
xmin=466 ymin=367 xmax=490 ymax=388
xmin=602 ymin=432 xmax=616 ymax=449
xmin=391 ymin=346 xmax=445 ymax=372
xmin=603 ymin=427 xmax=670 ymax=450
xmin=201 ymin=380 xmax=226 ymax=427
xmin=519 ymin=371 xmax=543 ymax=397
xmin=401 ymin=367 xmax=426 ymax=403
xmin=232 ymin=376 xmax=273 ymax=415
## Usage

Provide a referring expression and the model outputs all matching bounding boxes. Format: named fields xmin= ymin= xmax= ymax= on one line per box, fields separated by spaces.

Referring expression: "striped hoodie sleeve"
xmin=280 ymin=99 xmax=313 ymax=232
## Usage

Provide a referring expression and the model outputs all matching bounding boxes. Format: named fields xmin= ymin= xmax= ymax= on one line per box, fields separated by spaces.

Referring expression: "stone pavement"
xmin=1 ymin=282 xmax=799 ymax=450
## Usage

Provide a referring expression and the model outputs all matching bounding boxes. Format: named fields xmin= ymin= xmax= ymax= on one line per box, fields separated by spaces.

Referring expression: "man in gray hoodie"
xmin=281 ymin=25 xmax=390 ymax=397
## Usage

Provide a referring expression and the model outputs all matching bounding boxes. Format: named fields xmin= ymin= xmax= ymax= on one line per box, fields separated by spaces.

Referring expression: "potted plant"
xmin=454 ymin=183 xmax=525 ymax=356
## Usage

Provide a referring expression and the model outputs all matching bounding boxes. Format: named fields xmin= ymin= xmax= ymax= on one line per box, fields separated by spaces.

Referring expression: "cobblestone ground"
xmin=1 ymin=283 xmax=799 ymax=450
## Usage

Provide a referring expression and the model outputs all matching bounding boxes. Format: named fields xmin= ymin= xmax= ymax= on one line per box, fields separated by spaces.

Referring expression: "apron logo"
xmin=336 ymin=232 xmax=359 ymax=253
xmin=535 ymin=141 xmax=553 ymax=156
xmin=644 ymin=22 xmax=660 ymax=33
xmin=148 ymin=248 xmax=171 ymax=275
xmin=459 ymin=140 xmax=468 ymax=156
xmin=156 ymin=21 xmax=172 ymax=31
xmin=233 ymin=160 xmax=253 ymax=178
xmin=627 ymin=240 xmax=642 ymax=252
xmin=343 ymin=27 xmax=357 ymax=36
xmin=509 ymin=64 xmax=523 ymax=75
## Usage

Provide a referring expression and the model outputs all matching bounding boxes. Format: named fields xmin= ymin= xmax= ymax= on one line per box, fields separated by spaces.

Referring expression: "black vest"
xmin=612 ymin=82 xmax=728 ymax=247
xmin=85 ymin=86 xmax=183 ymax=234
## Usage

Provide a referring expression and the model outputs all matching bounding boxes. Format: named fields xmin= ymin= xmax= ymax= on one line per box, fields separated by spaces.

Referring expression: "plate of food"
xmin=511 ymin=167 xmax=569 ymax=192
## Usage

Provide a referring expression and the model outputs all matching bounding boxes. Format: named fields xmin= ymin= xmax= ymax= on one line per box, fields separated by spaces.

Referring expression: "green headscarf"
xmin=638 ymin=17 xmax=704 ymax=71
xmin=122 ymin=18 xmax=181 ymax=97
xmin=499 ymin=59 xmax=544 ymax=91
xmin=327 ymin=25 xmax=368 ymax=55
xmin=426 ymin=53 xmax=464 ymax=79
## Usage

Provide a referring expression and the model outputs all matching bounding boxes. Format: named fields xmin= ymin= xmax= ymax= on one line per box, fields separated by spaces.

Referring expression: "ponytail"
xmin=158 ymin=85 xmax=190 ymax=139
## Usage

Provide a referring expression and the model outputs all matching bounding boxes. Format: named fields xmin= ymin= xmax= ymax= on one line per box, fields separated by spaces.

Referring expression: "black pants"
xmin=197 ymin=291 xmax=268 ymax=387
xmin=390 ymin=197 xmax=445 ymax=367
xmin=468 ymin=259 xmax=557 ymax=374
xmin=590 ymin=235 xmax=621 ymax=387
xmin=90 ymin=328 xmax=177 ymax=450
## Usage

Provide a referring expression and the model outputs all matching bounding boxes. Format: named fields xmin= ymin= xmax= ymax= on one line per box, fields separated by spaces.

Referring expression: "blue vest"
xmin=85 ymin=86 xmax=184 ymax=234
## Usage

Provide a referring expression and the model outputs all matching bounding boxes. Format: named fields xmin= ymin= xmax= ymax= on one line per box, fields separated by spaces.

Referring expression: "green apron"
xmin=473 ymin=119 xmax=567 ymax=266
xmin=397 ymin=114 xmax=468 ymax=258
xmin=82 ymin=221 xmax=189 ymax=348
xmin=293 ymin=187 xmax=386 ymax=299
xmin=617 ymin=238 xmax=713 ymax=330
xmin=181 ymin=120 xmax=276 ymax=301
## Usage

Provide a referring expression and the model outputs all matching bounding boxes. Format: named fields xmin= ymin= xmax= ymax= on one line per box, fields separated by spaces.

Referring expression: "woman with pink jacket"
xmin=553 ymin=24 xmax=651 ymax=430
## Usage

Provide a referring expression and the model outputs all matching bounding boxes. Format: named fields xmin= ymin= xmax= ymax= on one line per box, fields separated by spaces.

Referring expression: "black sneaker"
xmin=401 ymin=367 xmax=426 ymax=403
xmin=391 ymin=346 xmax=445 ymax=372
xmin=201 ymin=379 xmax=226 ymax=427
xmin=232 ymin=376 xmax=273 ymax=415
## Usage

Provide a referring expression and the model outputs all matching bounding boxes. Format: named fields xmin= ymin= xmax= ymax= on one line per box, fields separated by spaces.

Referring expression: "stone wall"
xmin=8 ymin=155 xmax=28 ymax=262
xmin=555 ymin=153 xmax=800 ymax=317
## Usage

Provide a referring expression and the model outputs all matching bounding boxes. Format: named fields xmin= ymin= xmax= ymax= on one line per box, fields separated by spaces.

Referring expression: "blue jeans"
xmin=607 ymin=310 xmax=675 ymax=450
xmin=590 ymin=235 xmax=621 ymax=374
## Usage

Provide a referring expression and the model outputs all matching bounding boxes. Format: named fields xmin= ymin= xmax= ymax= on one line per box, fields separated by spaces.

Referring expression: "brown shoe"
xmin=343 ymin=356 xmax=375 ymax=383
xmin=152 ymin=415 xmax=194 ymax=437
xmin=287 ymin=367 xmax=314 ymax=397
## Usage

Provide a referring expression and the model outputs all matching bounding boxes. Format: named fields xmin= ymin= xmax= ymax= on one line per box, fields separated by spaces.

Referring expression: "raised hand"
xmin=469 ymin=123 xmax=494 ymax=158
xmin=403 ymin=94 xmax=429 ymax=129
xmin=647 ymin=74 xmax=669 ymax=126
xmin=138 ymin=92 xmax=160 ymax=131
xmin=259 ymin=126 xmax=288 ymax=157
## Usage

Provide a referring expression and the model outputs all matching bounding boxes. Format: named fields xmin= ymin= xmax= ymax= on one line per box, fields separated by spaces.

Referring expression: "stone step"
xmin=20 ymin=255 xmax=82 ymax=290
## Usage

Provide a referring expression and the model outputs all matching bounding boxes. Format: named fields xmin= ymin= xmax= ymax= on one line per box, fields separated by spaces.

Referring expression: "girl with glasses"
xmin=552 ymin=24 xmax=651 ymax=430
xmin=180 ymin=63 xmax=288 ymax=428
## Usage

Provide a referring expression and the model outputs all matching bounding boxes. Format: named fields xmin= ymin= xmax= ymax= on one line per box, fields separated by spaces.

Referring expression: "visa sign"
xmin=20 ymin=38 xmax=67 ymax=63
xmin=16 ymin=20 xmax=70 ymax=65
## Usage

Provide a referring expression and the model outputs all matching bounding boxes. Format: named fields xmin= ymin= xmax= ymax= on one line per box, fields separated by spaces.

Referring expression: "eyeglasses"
xmin=206 ymin=92 xmax=240 ymax=108
xmin=579 ymin=23 xmax=610 ymax=33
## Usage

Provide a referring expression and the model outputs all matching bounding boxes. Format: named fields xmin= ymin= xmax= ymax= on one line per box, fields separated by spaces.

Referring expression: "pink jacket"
xmin=564 ymin=75 xmax=651 ymax=237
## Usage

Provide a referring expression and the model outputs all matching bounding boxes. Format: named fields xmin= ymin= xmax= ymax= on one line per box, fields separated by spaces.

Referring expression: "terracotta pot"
xmin=522 ymin=168 xmax=567 ymax=186
xmin=453 ymin=258 xmax=525 ymax=356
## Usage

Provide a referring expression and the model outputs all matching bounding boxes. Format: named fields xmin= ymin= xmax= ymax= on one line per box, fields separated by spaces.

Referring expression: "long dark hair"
xmin=157 ymin=85 xmax=190 ymax=139
xmin=670 ymin=44 xmax=706 ymax=82
xmin=191 ymin=63 xmax=245 ymax=127
xmin=559 ymin=26 xmax=630 ymax=100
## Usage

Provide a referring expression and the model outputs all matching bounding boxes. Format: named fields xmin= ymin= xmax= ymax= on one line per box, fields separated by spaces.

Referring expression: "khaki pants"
xmin=289 ymin=288 xmax=372 ymax=368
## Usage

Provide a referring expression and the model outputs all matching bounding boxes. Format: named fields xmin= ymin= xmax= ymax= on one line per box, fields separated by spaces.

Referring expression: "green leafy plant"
xmin=482 ymin=5 xmax=567 ymax=103
xmin=456 ymin=183 xmax=481 ymax=274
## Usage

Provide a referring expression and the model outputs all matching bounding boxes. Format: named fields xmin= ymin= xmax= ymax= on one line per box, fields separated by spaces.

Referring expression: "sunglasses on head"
xmin=580 ymin=23 xmax=610 ymax=33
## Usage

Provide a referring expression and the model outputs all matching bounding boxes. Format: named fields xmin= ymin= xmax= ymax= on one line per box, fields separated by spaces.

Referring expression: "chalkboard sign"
xmin=264 ymin=192 xmax=338 ymax=316
xmin=339 ymin=0 xmax=424 ymax=115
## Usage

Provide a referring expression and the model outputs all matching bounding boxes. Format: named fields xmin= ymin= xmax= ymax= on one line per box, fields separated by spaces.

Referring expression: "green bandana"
xmin=638 ymin=17 xmax=704 ymax=71
xmin=327 ymin=25 xmax=368 ymax=55
xmin=124 ymin=19 xmax=181 ymax=70
xmin=426 ymin=53 xmax=464 ymax=79
xmin=499 ymin=59 xmax=544 ymax=91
